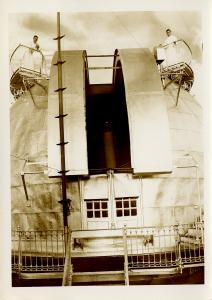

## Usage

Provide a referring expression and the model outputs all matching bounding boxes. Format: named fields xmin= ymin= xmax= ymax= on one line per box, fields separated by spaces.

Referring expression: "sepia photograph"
xmin=1 ymin=0 xmax=212 ymax=298
xmin=8 ymin=10 xmax=206 ymax=288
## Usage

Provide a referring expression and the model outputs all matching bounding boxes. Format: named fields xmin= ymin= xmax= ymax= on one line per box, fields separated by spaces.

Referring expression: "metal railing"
xmin=12 ymin=222 xmax=204 ymax=276
xmin=158 ymin=39 xmax=192 ymax=69
xmin=12 ymin=229 xmax=66 ymax=274
xmin=10 ymin=46 xmax=51 ymax=100
xmin=178 ymin=222 xmax=204 ymax=266
xmin=123 ymin=222 xmax=204 ymax=272
xmin=10 ymin=44 xmax=51 ymax=75
xmin=155 ymin=39 xmax=194 ymax=97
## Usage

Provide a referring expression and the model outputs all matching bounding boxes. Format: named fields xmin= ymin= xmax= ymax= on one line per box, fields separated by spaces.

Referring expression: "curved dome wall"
xmin=10 ymin=50 xmax=203 ymax=230
xmin=141 ymin=85 xmax=203 ymax=226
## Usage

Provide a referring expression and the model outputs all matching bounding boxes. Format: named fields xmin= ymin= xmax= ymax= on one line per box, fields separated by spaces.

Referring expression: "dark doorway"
xmin=86 ymin=80 xmax=131 ymax=173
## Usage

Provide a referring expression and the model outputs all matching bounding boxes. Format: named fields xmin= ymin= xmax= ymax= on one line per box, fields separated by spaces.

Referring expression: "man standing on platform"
xmin=163 ymin=29 xmax=178 ymax=66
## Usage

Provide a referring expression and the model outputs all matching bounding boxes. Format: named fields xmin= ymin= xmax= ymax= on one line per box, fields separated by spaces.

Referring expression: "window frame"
xmin=115 ymin=197 xmax=138 ymax=218
xmin=85 ymin=199 xmax=109 ymax=219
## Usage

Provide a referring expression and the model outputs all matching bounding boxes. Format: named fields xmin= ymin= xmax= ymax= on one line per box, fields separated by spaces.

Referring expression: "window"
xmin=86 ymin=199 xmax=108 ymax=218
xmin=115 ymin=197 xmax=137 ymax=217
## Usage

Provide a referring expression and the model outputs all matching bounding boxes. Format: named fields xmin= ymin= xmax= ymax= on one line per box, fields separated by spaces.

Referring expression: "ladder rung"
xmin=57 ymin=170 xmax=70 ymax=174
xmin=53 ymin=34 xmax=65 ymax=40
xmin=56 ymin=141 xmax=69 ymax=146
xmin=58 ymin=199 xmax=71 ymax=204
xmin=54 ymin=87 xmax=67 ymax=92
xmin=55 ymin=114 xmax=68 ymax=118
xmin=54 ymin=60 xmax=66 ymax=66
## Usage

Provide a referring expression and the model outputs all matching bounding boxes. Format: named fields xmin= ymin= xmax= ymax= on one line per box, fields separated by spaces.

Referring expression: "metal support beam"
xmin=163 ymin=75 xmax=181 ymax=90
xmin=85 ymin=66 xmax=121 ymax=70
xmin=28 ymin=85 xmax=37 ymax=107
xmin=86 ymin=54 xmax=119 ymax=58
xmin=20 ymin=168 xmax=47 ymax=202
xmin=176 ymin=74 xmax=183 ymax=106
xmin=20 ymin=173 xmax=29 ymax=201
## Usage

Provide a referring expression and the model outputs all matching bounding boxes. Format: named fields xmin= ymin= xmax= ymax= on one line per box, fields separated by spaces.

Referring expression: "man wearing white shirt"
xmin=163 ymin=29 xmax=178 ymax=66
xmin=22 ymin=35 xmax=42 ymax=72
xmin=164 ymin=29 xmax=177 ymax=46
xmin=32 ymin=35 xmax=40 ymax=51
xmin=31 ymin=35 xmax=42 ymax=73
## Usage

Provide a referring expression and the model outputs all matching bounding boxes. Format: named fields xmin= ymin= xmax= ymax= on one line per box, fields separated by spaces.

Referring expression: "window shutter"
xmin=117 ymin=48 xmax=172 ymax=174
xmin=48 ymin=51 xmax=88 ymax=176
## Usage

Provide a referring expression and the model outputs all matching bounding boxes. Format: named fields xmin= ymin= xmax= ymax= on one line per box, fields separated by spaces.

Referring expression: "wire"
xmin=115 ymin=14 xmax=142 ymax=48
xmin=11 ymin=154 xmax=28 ymax=161
xmin=11 ymin=154 xmax=61 ymax=173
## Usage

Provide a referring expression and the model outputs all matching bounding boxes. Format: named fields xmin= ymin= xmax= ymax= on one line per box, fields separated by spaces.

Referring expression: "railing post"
xmin=175 ymin=224 xmax=183 ymax=274
xmin=17 ymin=226 xmax=22 ymax=278
xmin=199 ymin=220 xmax=204 ymax=244
xmin=123 ymin=225 xmax=129 ymax=285
xmin=62 ymin=228 xmax=73 ymax=286
xmin=68 ymin=261 xmax=73 ymax=286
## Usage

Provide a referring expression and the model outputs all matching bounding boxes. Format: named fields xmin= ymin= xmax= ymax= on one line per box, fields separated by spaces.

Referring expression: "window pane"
xmin=117 ymin=210 xmax=122 ymax=217
xmin=124 ymin=209 xmax=130 ymax=216
xmin=94 ymin=202 xmax=100 ymax=209
xmin=94 ymin=211 xmax=100 ymax=218
xmin=131 ymin=209 xmax=137 ymax=216
xmin=86 ymin=202 xmax=92 ymax=209
xmin=102 ymin=211 xmax=108 ymax=218
xmin=124 ymin=201 xmax=129 ymax=208
xmin=87 ymin=211 xmax=93 ymax=218
xmin=116 ymin=201 xmax=122 ymax=208
xmin=131 ymin=200 xmax=136 ymax=207
xmin=101 ymin=202 xmax=108 ymax=209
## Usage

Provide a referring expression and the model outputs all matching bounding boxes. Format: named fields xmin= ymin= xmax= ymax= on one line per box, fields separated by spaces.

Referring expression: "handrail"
xmin=10 ymin=44 xmax=46 ymax=74
xmin=10 ymin=44 xmax=45 ymax=63
xmin=10 ymin=44 xmax=44 ymax=64
xmin=11 ymin=222 xmax=204 ymax=278
xmin=162 ymin=39 xmax=192 ymax=56
xmin=11 ymin=220 xmax=203 ymax=235
xmin=158 ymin=39 xmax=193 ymax=68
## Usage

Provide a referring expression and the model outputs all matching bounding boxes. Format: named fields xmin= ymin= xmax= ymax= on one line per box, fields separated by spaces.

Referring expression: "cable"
xmin=115 ymin=14 xmax=142 ymax=48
